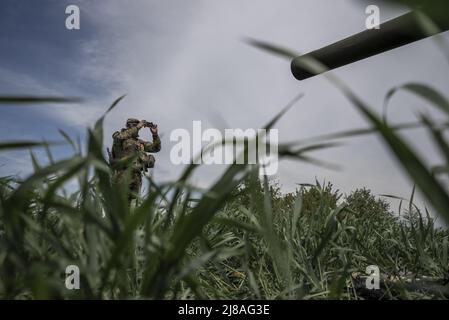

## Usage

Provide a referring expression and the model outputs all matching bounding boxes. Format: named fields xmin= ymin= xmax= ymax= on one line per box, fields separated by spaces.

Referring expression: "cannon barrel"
xmin=291 ymin=10 xmax=449 ymax=80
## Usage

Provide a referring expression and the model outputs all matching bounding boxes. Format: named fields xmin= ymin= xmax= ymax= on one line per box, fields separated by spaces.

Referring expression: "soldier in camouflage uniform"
xmin=110 ymin=118 xmax=161 ymax=202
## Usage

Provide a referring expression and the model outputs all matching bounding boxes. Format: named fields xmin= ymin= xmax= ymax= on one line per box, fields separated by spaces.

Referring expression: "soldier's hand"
xmin=150 ymin=124 xmax=158 ymax=135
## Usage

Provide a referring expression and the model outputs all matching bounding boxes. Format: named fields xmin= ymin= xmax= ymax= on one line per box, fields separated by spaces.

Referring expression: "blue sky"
xmin=1 ymin=0 xmax=449 ymax=222
xmin=0 ymin=0 xmax=104 ymax=174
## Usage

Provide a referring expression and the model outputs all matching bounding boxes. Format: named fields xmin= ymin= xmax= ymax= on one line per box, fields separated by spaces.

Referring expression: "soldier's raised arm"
xmin=143 ymin=135 xmax=161 ymax=153
xmin=112 ymin=121 xmax=144 ymax=140
xmin=143 ymin=123 xmax=161 ymax=152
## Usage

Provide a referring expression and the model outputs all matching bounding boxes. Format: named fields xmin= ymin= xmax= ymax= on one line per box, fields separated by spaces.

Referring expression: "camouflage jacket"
xmin=111 ymin=126 xmax=161 ymax=172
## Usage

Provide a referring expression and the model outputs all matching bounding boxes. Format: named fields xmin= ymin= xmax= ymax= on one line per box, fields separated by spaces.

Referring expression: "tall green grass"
xmin=0 ymin=93 xmax=448 ymax=299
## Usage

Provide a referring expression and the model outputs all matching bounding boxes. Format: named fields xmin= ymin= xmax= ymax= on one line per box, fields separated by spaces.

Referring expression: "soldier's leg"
xmin=112 ymin=169 xmax=125 ymax=185
xmin=128 ymin=170 xmax=142 ymax=203
xmin=112 ymin=170 xmax=133 ymax=204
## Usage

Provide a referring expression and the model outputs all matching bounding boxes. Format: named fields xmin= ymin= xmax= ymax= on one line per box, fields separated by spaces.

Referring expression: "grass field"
xmin=1 ymin=0 xmax=449 ymax=299
xmin=0 ymin=86 xmax=448 ymax=299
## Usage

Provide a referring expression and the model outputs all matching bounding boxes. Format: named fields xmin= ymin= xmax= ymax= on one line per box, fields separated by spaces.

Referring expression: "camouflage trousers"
xmin=113 ymin=169 xmax=142 ymax=203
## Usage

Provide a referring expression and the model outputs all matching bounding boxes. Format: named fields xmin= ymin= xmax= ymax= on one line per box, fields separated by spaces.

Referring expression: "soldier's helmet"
xmin=126 ymin=118 xmax=140 ymax=127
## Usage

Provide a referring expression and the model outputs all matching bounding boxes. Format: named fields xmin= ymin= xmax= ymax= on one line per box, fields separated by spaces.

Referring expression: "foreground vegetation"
xmin=1 ymin=0 xmax=449 ymax=300
xmin=0 ymin=93 xmax=448 ymax=299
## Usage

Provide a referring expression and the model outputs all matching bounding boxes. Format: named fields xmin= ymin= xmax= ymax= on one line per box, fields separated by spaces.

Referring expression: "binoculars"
xmin=142 ymin=120 xmax=156 ymax=129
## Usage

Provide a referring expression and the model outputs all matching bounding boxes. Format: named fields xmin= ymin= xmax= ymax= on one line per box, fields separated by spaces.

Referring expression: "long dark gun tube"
xmin=291 ymin=10 xmax=449 ymax=80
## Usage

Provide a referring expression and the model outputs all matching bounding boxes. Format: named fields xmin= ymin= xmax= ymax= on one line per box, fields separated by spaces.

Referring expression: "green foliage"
xmin=0 ymin=98 xmax=446 ymax=300
xmin=300 ymin=182 xmax=339 ymax=216
xmin=345 ymin=188 xmax=391 ymax=218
